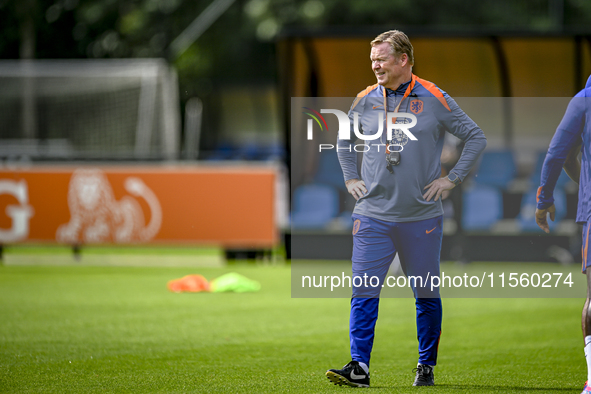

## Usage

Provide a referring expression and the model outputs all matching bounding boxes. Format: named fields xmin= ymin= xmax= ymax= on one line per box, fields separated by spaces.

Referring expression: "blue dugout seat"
xmin=291 ymin=184 xmax=339 ymax=229
xmin=313 ymin=150 xmax=347 ymax=191
xmin=473 ymin=149 xmax=517 ymax=189
xmin=462 ymin=185 xmax=503 ymax=231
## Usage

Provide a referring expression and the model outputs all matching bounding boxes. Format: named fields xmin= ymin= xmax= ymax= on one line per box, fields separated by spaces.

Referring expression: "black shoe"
xmin=413 ymin=364 xmax=434 ymax=386
xmin=326 ymin=361 xmax=370 ymax=388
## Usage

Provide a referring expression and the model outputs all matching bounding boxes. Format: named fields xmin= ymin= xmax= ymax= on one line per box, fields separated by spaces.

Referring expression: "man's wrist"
xmin=536 ymin=201 xmax=553 ymax=210
xmin=446 ymin=172 xmax=462 ymax=186
xmin=536 ymin=186 xmax=554 ymax=210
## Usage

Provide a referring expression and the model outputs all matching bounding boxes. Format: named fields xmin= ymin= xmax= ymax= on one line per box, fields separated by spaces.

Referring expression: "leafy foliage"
xmin=1 ymin=0 xmax=590 ymax=151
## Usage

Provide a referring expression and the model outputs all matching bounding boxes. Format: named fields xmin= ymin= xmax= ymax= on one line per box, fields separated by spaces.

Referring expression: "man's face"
xmin=371 ymin=42 xmax=405 ymax=89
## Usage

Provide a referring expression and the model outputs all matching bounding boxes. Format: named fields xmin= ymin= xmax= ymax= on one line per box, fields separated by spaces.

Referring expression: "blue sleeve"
xmin=438 ymin=96 xmax=487 ymax=181
xmin=537 ymin=95 xmax=585 ymax=209
xmin=337 ymin=97 xmax=363 ymax=182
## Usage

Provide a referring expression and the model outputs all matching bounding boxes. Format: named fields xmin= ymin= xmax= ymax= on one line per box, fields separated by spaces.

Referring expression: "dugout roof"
xmin=279 ymin=30 xmax=591 ymax=171
xmin=277 ymin=29 xmax=591 ymax=98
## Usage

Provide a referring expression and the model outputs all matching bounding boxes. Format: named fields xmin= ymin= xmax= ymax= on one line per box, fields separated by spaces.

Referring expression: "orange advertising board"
xmin=0 ymin=165 xmax=278 ymax=248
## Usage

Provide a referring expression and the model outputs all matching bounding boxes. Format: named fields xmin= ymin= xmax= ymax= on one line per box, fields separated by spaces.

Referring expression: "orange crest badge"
xmin=410 ymin=99 xmax=424 ymax=114
xmin=352 ymin=219 xmax=361 ymax=235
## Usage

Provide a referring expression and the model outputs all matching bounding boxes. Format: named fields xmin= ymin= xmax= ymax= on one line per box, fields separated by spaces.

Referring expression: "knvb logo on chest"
xmin=303 ymin=107 xmax=418 ymax=152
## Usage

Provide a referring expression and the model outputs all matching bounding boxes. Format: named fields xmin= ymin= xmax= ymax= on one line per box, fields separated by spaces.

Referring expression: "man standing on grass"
xmin=535 ymin=75 xmax=591 ymax=394
xmin=325 ymin=30 xmax=487 ymax=388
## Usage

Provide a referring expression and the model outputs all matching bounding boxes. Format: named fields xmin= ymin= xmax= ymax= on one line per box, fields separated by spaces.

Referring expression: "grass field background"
xmin=0 ymin=248 xmax=586 ymax=393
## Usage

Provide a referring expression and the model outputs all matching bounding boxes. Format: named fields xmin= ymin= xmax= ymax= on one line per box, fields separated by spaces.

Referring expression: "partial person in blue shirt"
xmin=536 ymin=75 xmax=591 ymax=394
xmin=325 ymin=30 xmax=486 ymax=389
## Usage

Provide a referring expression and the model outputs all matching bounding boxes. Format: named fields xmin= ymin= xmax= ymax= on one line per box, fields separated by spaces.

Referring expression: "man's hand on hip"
xmin=535 ymin=204 xmax=556 ymax=234
xmin=346 ymin=179 xmax=367 ymax=201
xmin=423 ymin=177 xmax=455 ymax=202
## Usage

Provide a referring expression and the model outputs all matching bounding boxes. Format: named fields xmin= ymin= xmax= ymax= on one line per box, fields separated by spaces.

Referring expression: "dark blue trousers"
xmin=350 ymin=214 xmax=443 ymax=367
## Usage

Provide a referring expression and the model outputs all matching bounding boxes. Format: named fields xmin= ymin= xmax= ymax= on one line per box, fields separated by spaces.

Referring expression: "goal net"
xmin=0 ymin=59 xmax=180 ymax=161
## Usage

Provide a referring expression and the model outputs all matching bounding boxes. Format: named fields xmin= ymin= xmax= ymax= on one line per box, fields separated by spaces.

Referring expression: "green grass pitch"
xmin=0 ymin=255 xmax=585 ymax=393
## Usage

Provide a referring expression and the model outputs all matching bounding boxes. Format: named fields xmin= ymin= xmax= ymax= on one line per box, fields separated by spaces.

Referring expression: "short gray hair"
xmin=371 ymin=30 xmax=414 ymax=65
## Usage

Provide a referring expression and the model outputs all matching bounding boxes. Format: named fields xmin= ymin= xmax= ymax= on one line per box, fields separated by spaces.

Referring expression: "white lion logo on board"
xmin=56 ymin=169 xmax=162 ymax=244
